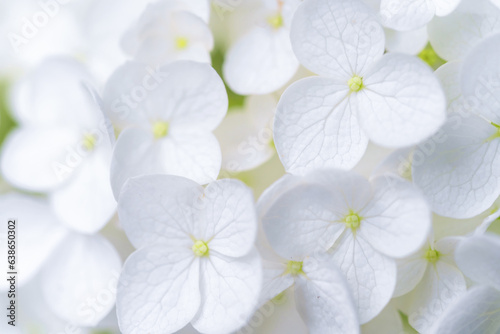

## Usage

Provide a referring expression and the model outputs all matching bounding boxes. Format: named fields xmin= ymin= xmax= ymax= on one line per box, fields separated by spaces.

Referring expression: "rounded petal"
xmin=10 ymin=57 xmax=99 ymax=127
xmin=427 ymin=0 xmax=500 ymax=61
xmin=406 ymin=262 xmax=466 ymax=333
xmin=393 ymin=255 xmax=428 ymax=297
xmin=359 ymin=176 xmax=432 ymax=258
xmin=110 ymin=127 xmax=221 ymax=198
xmin=0 ymin=194 xmax=67 ymax=289
xmin=429 ymin=285 xmax=500 ymax=334
xmin=380 ymin=0 xmax=435 ymax=31
xmin=274 ymin=77 xmax=369 ymax=174
xmin=460 ymin=34 xmax=500 ymax=124
xmin=434 ymin=0 xmax=462 ymax=16
xmin=434 ymin=60 xmax=463 ymax=108
xmin=191 ymin=250 xmax=262 ymax=334
xmin=117 ymin=245 xmax=200 ymax=334
xmin=295 ymin=256 xmax=360 ymax=334
xmin=199 ymin=179 xmax=257 ymax=258
xmin=359 ymin=53 xmax=446 ymax=147
xmin=50 ymin=147 xmax=116 ymax=234
xmin=41 ymin=233 xmax=122 ymax=327
xmin=455 ymin=233 xmax=500 ymax=290
xmin=1 ymin=126 xmax=81 ymax=191
xmin=291 ymin=0 xmax=385 ymax=80
xmin=118 ymin=174 xmax=203 ymax=249
xmin=412 ymin=114 xmax=500 ymax=218
xmin=260 ymin=261 xmax=294 ymax=306
xmin=330 ymin=231 xmax=397 ymax=323
xmin=384 ymin=27 xmax=428 ymax=55
xmin=223 ymin=27 xmax=299 ymax=95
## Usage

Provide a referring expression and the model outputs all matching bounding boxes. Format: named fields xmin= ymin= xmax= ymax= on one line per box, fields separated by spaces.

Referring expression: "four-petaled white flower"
xmin=223 ymin=0 xmax=301 ymax=95
xmin=116 ymin=175 xmax=262 ymax=334
xmin=429 ymin=233 xmax=500 ymax=334
xmin=393 ymin=233 xmax=466 ymax=333
xmin=103 ymin=60 xmax=228 ymax=199
xmin=413 ymin=34 xmax=500 ymax=218
xmin=274 ymin=0 xmax=446 ymax=175
xmin=259 ymin=169 xmax=431 ymax=323
xmin=379 ymin=0 xmax=461 ymax=31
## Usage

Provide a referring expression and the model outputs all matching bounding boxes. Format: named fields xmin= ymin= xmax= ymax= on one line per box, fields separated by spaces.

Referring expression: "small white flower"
xmin=103 ymin=60 xmax=227 ymax=198
xmin=427 ymin=0 xmax=500 ymax=61
xmin=413 ymin=34 xmax=500 ymax=218
xmin=116 ymin=175 xmax=262 ymax=334
xmin=214 ymin=95 xmax=276 ymax=173
xmin=379 ymin=0 xmax=461 ymax=31
xmin=222 ymin=0 xmax=301 ymax=95
xmin=429 ymin=233 xmax=500 ymax=334
xmin=0 ymin=57 xmax=116 ymax=233
xmin=259 ymin=169 xmax=431 ymax=323
xmin=274 ymin=0 xmax=446 ymax=175
xmin=393 ymin=234 xmax=466 ymax=333
xmin=121 ymin=0 xmax=213 ymax=66
xmin=0 ymin=193 xmax=122 ymax=327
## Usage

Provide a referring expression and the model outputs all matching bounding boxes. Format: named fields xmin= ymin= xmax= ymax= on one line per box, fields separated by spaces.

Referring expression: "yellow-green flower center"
xmin=286 ymin=261 xmax=304 ymax=276
xmin=267 ymin=14 xmax=283 ymax=29
xmin=175 ymin=37 xmax=189 ymax=50
xmin=152 ymin=121 xmax=169 ymax=139
xmin=348 ymin=76 xmax=363 ymax=92
xmin=82 ymin=133 xmax=97 ymax=151
xmin=192 ymin=240 xmax=209 ymax=257
xmin=344 ymin=212 xmax=361 ymax=230
xmin=424 ymin=249 xmax=439 ymax=264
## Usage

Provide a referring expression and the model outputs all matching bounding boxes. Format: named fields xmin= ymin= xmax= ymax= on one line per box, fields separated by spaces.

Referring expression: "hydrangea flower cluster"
xmin=1 ymin=0 xmax=500 ymax=333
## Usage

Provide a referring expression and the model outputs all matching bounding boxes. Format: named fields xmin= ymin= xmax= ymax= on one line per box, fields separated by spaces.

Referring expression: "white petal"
xmin=116 ymin=245 xmax=200 ymax=334
xmin=223 ymin=27 xmax=299 ymax=95
xmin=295 ymin=256 xmax=360 ymax=334
xmin=197 ymin=179 xmax=257 ymax=258
xmin=41 ymin=233 xmax=122 ymax=327
xmin=434 ymin=60 xmax=463 ymax=108
xmin=427 ymin=0 xmax=500 ymax=61
xmin=393 ymin=254 xmax=428 ymax=297
xmin=380 ymin=0 xmax=435 ymax=31
xmin=359 ymin=176 xmax=432 ymax=258
xmin=330 ymin=231 xmax=397 ymax=323
xmin=50 ymin=147 xmax=116 ymax=234
xmin=118 ymin=174 xmax=202 ymax=249
xmin=475 ymin=209 xmax=500 ymax=235
xmin=455 ymin=233 xmax=500 ymax=290
xmin=434 ymin=0 xmax=462 ymax=16
xmin=191 ymin=250 xmax=262 ymax=334
xmin=412 ymin=114 xmax=500 ymax=218
xmin=290 ymin=0 xmax=385 ymax=80
xmin=260 ymin=261 xmax=294 ymax=306
xmin=359 ymin=53 xmax=446 ymax=147
xmin=215 ymin=95 xmax=276 ymax=173
xmin=406 ymin=262 xmax=466 ymax=333
xmin=371 ymin=147 xmax=413 ymax=180
xmin=429 ymin=285 xmax=500 ymax=334
xmin=1 ymin=126 xmax=81 ymax=191
xmin=0 ymin=194 xmax=67 ymax=289
xmin=460 ymin=34 xmax=500 ymax=124
xmin=274 ymin=77 xmax=369 ymax=174
xmin=110 ymin=127 xmax=221 ymax=198
xmin=384 ymin=27 xmax=428 ymax=55
xmin=10 ymin=57 xmax=99 ymax=127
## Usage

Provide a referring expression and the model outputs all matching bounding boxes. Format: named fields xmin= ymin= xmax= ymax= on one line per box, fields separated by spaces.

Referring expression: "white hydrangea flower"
xmin=274 ymin=0 xmax=446 ymax=175
xmin=121 ymin=0 xmax=213 ymax=66
xmin=393 ymin=234 xmax=466 ymax=333
xmin=0 ymin=57 xmax=116 ymax=233
xmin=116 ymin=175 xmax=262 ymax=334
xmin=379 ymin=0 xmax=461 ymax=31
xmin=0 ymin=194 xmax=122 ymax=327
xmin=413 ymin=34 xmax=500 ymax=218
xmin=259 ymin=169 xmax=432 ymax=323
xmin=222 ymin=0 xmax=301 ymax=95
xmin=429 ymin=233 xmax=500 ymax=334
xmin=427 ymin=0 xmax=500 ymax=61
xmin=103 ymin=60 xmax=227 ymax=198
xmin=214 ymin=95 xmax=276 ymax=173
